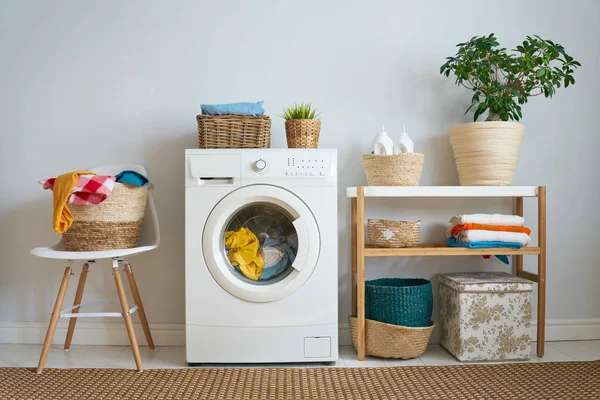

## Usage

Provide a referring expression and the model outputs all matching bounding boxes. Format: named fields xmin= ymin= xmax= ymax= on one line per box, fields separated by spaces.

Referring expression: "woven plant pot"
xmin=285 ymin=119 xmax=321 ymax=148
xmin=368 ymin=219 xmax=420 ymax=248
xmin=365 ymin=278 xmax=433 ymax=327
xmin=349 ymin=316 xmax=434 ymax=359
xmin=448 ymin=121 xmax=524 ymax=186
xmin=197 ymin=115 xmax=271 ymax=148
xmin=62 ymin=183 xmax=148 ymax=251
xmin=362 ymin=154 xmax=424 ymax=186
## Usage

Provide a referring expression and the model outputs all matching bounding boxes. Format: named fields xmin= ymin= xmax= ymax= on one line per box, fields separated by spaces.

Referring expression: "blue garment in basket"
xmin=115 ymin=170 xmax=149 ymax=187
xmin=201 ymin=101 xmax=265 ymax=116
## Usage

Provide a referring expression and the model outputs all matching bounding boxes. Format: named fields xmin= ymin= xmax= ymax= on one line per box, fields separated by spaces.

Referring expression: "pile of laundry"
xmin=225 ymin=227 xmax=297 ymax=281
xmin=446 ymin=213 xmax=531 ymax=264
xmin=39 ymin=170 xmax=149 ymax=234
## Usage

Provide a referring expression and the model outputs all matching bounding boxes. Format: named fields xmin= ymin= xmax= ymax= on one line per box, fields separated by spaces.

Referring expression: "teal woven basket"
xmin=365 ymin=278 xmax=433 ymax=327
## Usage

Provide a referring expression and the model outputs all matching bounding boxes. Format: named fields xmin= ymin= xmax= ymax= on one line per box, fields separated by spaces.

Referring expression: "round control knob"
xmin=253 ymin=159 xmax=269 ymax=174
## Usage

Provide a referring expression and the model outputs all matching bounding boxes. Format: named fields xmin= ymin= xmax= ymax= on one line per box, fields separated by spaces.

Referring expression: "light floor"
xmin=1 ymin=341 xmax=599 ymax=369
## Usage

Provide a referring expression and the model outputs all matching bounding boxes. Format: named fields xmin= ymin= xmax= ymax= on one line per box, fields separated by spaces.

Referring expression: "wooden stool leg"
xmin=64 ymin=263 xmax=89 ymax=350
xmin=37 ymin=266 xmax=72 ymax=373
xmin=113 ymin=259 xmax=143 ymax=371
xmin=124 ymin=262 xmax=155 ymax=349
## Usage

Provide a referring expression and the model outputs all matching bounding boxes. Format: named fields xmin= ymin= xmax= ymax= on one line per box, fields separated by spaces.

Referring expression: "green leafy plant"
xmin=279 ymin=102 xmax=321 ymax=120
xmin=440 ymin=33 xmax=580 ymax=122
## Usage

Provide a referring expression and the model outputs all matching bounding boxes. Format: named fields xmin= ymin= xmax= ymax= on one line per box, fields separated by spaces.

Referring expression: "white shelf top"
xmin=346 ymin=186 xmax=539 ymax=198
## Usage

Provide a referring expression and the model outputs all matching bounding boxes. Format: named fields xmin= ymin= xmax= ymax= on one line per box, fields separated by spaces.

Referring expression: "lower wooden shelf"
xmin=364 ymin=244 xmax=541 ymax=257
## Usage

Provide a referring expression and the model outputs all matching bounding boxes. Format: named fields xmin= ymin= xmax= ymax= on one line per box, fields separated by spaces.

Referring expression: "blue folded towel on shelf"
xmin=446 ymin=237 xmax=521 ymax=265
xmin=201 ymin=101 xmax=265 ymax=116
xmin=446 ymin=237 xmax=522 ymax=249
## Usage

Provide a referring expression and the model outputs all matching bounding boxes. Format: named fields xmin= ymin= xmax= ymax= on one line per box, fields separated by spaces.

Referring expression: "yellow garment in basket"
xmin=224 ymin=228 xmax=264 ymax=281
xmin=52 ymin=170 xmax=96 ymax=234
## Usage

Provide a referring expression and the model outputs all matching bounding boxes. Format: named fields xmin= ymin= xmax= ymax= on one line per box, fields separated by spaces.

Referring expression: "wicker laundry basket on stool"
xmin=62 ymin=183 xmax=149 ymax=251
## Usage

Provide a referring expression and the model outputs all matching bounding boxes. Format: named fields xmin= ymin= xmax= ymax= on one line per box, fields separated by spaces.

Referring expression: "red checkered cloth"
xmin=39 ymin=175 xmax=116 ymax=205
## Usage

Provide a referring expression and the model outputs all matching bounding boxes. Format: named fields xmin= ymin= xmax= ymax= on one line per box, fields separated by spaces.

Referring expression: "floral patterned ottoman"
xmin=438 ymin=272 xmax=533 ymax=362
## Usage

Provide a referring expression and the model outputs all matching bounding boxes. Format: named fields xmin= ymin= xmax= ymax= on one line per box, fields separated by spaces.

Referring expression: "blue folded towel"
xmin=201 ymin=101 xmax=265 ymax=116
xmin=115 ymin=170 xmax=149 ymax=187
xmin=446 ymin=237 xmax=522 ymax=249
xmin=446 ymin=237 xmax=520 ymax=265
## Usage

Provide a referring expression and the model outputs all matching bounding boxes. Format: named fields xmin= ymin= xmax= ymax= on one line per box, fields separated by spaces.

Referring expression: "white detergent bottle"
xmin=394 ymin=125 xmax=414 ymax=154
xmin=371 ymin=124 xmax=394 ymax=155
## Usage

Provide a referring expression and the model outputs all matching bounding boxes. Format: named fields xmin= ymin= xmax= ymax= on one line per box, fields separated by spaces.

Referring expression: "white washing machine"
xmin=185 ymin=149 xmax=338 ymax=364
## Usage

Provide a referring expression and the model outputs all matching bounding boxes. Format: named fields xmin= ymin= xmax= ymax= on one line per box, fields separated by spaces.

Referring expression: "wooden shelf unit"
xmin=348 ymin=185 xmax=547 ymax=361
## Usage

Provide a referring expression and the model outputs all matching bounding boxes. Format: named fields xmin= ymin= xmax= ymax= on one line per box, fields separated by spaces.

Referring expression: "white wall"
xmin=1 ymin=0 xmax=599 ymax=343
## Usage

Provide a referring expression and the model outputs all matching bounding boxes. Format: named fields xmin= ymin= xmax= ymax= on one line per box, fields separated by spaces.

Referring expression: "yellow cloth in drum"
xmin=225 ymin=228 xmax=264 ymax=281
xmin=52 ymin=170 xmax=96 ymax=234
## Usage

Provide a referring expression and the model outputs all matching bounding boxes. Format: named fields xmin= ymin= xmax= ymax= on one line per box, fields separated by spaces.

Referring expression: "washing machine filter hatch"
xmin=223 ymin=202 xmax=299 ymax=285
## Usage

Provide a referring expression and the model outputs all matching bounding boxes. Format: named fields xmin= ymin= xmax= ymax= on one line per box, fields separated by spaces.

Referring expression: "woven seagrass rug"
xmin=1 ymin=362 xmax=599 ymax=399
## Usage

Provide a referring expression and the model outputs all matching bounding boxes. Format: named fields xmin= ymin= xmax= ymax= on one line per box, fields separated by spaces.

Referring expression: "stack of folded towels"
xmin=446 ymin=213 xmax=531 ymax=250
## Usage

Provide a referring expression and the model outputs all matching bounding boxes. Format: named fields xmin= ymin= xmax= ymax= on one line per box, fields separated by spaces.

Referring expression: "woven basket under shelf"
xmin=362 ymin=154 xmax=424 ymax=186
xmin=366 ymin=278 xmax=433 ymax=327
xmin=368 ymin=219 xmax=420 ymax=248
xmin=285 ymin=119 xmax=321 ymax=148
xmin=197 ymin=115 xmax=271 ymax=148
xmin=349 ymin=316 xmax=434 ymax=359
xmin=62 ymin=183 xmax=148 ymax=251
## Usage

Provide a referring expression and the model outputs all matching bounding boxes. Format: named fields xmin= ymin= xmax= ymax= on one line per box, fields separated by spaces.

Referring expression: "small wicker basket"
xmin=349 ymin=316 xmax=434 ymax=359
xmin=62 ymin=183 xmax=148 ymax=251
xmin=368 ymin=219 xmax=420 ymax=248
xmin=285 ymin=119 xmax=321 ymax=148
xmin=197 ymin=115 xmax=271 ymax=148
xmin=362 ymin=153 xmax=424 ymax=186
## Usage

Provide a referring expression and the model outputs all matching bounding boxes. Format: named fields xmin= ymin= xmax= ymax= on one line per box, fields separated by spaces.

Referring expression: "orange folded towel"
xmin=450 ymin=223 xmax=531 ymax=237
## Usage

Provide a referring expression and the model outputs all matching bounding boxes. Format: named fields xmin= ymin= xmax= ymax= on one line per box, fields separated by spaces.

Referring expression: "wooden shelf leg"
xmin=351 ymin=197 xmax=357 ymax=316
xmin=356 ymin=187 xmax=366 ymax=361
xmin=515 ymin=197 xmax=524 ymax=276
xmin=37 ymin=265 xmax=72 ymax=374
xmin=64 ymin=263 xmax=89 ymax=350
xmin=537 ymin=186 xmax=547 ymax=357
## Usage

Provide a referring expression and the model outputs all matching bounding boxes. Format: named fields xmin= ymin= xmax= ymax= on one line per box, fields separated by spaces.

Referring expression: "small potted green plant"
xmin=280 ymin=102 xmax=322 ymax=148
xmin=440 ymin=34 xmax=580 ymax=185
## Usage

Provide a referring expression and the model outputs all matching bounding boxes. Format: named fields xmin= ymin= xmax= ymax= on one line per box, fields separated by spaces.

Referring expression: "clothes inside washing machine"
xmin=224 ymin=203 xmax=298 ymax=282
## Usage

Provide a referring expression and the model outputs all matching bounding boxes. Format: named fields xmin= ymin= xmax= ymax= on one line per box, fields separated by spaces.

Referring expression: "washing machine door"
xmin=202 ymin=184 xmax=320 ymax=302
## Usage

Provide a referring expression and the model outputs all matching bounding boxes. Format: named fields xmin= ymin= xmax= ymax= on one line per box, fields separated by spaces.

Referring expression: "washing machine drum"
xmin=202 ymin=184 xmax=321 ymax=303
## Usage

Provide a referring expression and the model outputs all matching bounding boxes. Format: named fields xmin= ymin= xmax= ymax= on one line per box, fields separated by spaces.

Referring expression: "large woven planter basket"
xmin=368 ymin=219 xmax=420 ymax=248
xmin=362 ymin=154 xmax=424 ymax=186
xmin=62 ymin=183 xmax=148 ymax=251
xmin=365 ymin=278 xmax=433 ymax=327
xmin=285 ymin=119 xmax=321 ymax=148
xmin=197 ymin=115 xmax=271 ymax=148
xmin=448 ymin=121 xmax=524 ymax=186
xmin=349 ymin=316 xmax=434 ymax=359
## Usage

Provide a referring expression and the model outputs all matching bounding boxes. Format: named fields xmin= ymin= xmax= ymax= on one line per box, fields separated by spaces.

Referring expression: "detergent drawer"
xmin=186 ymin=154 xmax=241 ymax=187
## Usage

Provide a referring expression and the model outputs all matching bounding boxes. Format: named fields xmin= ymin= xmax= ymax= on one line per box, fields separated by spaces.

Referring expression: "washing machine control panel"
xmin=242 ymin=151 xmax=336 ymax=182
xmin=284 ymin=156 xmax=329 ymax=177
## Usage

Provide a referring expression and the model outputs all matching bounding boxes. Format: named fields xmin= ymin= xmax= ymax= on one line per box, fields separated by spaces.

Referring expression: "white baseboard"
xmin=1 ymin=318 xmax=599 ymax=347
xmin=0 ymin=321 xmax=185 ymax=346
